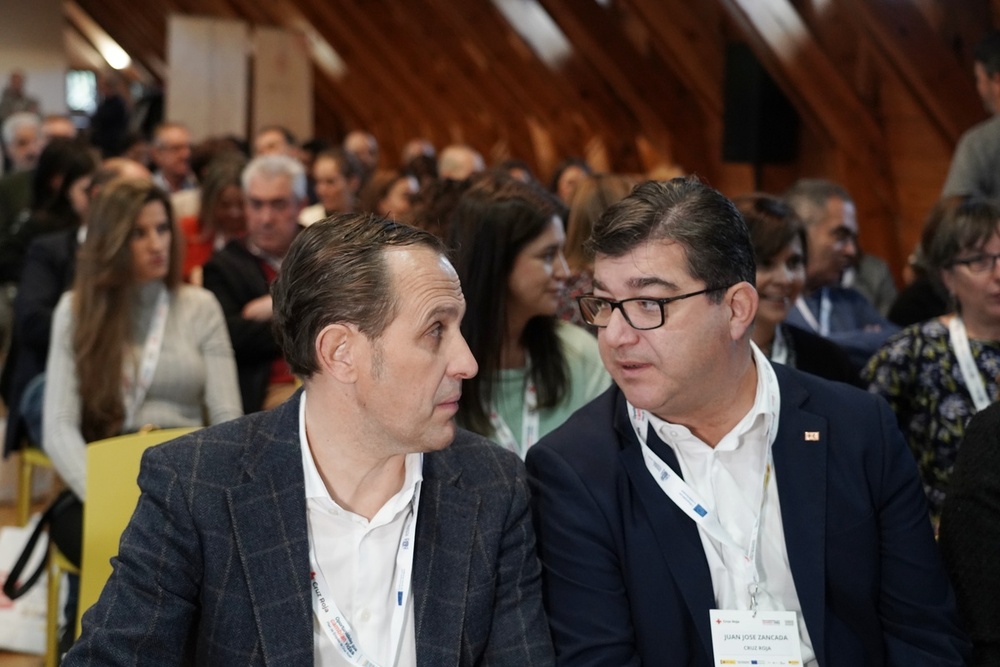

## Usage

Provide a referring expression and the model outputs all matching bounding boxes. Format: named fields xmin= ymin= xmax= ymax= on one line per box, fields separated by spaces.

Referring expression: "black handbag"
xmin=2 ymin=489 xmax=81 ymax=600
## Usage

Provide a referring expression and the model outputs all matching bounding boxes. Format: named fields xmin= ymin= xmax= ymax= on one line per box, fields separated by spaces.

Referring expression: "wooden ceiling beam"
xmin=283 ymin=0 xmax=441 ymax=144
xmin=418 ymin=0 xmax=620 ymax=162
xmin=842 ymin=0 xmax=985 ymax=145
xmin=716 ymin=0 xmax=896 ymax=208
xmin=536 ymin=0 xmax=712 ymax=177
xmin=621 ymin=0 xmax=725 ymax=116
xmin=330 ymin=0 xmax=514 ymax=163
xmin=374 ymin=0 xmax=543 ymax=167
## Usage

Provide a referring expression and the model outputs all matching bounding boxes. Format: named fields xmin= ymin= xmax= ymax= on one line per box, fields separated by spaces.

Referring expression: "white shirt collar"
xmin=298 ymin=392 xmax=423 ymax=521
xmin=645 ymin=341 xmax=781 ymax=453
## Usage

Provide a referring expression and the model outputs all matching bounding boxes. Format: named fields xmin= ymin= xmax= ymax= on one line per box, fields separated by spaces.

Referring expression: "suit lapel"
xmin=227 ymin=394 xmax=314 ymax=666
xmin=615 ymin=397 xmax=717 ymax=658
xmin=771 ymin=368 xmax=828 ymax=665
xmin=412 ymin=453 xmax=478 ymax=667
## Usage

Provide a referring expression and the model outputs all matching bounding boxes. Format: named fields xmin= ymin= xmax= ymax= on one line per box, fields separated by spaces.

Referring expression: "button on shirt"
xmin=299 ymin=394 xmax=421 ymax=667
xmin=645 ymin=345 xmax=816 ymax=666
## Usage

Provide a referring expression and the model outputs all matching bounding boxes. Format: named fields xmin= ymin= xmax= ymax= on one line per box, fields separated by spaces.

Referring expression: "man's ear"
xmin=315 ymin=323 xmax=359 ymax=383
xmin=726 ymin=281 xmax=759 ymax=341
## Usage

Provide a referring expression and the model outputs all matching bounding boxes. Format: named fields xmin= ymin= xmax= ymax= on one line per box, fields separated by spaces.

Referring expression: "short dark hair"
xmin=256 ymin=124 xmax=297 ymax=147
xmin=272 ymin=213 xmax=447 ymax=377
xmin=732 ymin=193 xmax=808 ymax=268
xmin=927 ymin=196 xmax=1000 ymax=272
xmin=589 ymin=178 xmax=756 ymax=299
xmin=974 ymin=31 xmax=1000 ymax=76
xmin=447 ymin=171 xmax=567 ymax=435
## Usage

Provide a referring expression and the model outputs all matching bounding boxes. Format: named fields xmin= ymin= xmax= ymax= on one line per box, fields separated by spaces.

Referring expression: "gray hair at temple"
xmin=783 ymin=178 xmax=852 ymax=228
xmin=241 ymin=154 xmax=307 ymax=203
xmin=588 ymin=178 xmax=755 ymax=302
xmin=271 ymin=213 xmax=447 ymax=378
xmin=2 ymin=111 xmax=39 ymax=147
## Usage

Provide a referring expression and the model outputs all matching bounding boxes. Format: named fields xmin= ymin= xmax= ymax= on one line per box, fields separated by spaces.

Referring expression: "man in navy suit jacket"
xmin=526 ymin=179 xmax=967 ymax=666
xmin=67 ymin=214 xmax=554 ymax=666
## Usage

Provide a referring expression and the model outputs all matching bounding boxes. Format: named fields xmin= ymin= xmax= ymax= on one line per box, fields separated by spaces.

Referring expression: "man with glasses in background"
xmin=525 ymin=178 xmax=968 ymax=666
xmin=204 ymin=154 xmax=303 ymax=413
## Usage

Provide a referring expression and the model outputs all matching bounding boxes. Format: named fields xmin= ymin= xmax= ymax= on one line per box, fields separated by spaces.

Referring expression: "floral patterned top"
xmin=863 ymin=318 xmax=1000 ymax=515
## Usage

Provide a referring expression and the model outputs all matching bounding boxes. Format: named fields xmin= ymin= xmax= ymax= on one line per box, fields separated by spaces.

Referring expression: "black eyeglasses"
xmin=577 ymin=286 xmax=729 ymax=330
xmin=950 ymin=252 xmax=1000 ymax=274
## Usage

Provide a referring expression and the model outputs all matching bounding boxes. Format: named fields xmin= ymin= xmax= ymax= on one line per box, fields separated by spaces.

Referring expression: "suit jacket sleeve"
xmin=202 ymin=253 xmax=279 ymax=363
xmin=526 ymin=443 xmax=640 ymax=667
xmin=65 ymin=446 xmax=202 ymax=666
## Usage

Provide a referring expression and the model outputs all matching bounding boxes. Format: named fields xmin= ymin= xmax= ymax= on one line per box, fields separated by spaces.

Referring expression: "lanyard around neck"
xmin=123 ymin=286 xmax=170 ymax=431
xmin=627 ymin=404 xmax=773 ymax=612
xmin=489 ymin=375 xmax=539 ymax=458
xmin=794 ymin=288 xmax=831 ymax=337
xmin=308 ymin=486 xmax=420 ymax=667
xmin=948 ymin=316 xmax=993 ymax=413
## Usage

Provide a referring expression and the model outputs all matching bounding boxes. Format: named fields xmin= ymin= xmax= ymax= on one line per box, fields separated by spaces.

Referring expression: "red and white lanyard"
xmin=308 ymin=487 xmax=420 ymax=667
xmin=489 ymin=378 xmax=539 ymax=458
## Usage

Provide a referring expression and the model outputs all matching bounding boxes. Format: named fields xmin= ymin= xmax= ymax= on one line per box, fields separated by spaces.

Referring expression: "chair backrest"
xmin=76 ymin=427 xmax=197 ymax=633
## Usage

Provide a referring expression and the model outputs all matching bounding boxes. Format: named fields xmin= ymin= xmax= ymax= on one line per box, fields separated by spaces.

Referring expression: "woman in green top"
xmin=448 ymin=171 xmax=610 ymax=457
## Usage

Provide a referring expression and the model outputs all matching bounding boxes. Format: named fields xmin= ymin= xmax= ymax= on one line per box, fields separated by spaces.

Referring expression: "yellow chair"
xmin=74 ymin=427 xmax=197 ymax=636
xmin=18 ymin=444 xmax=53 ymax=526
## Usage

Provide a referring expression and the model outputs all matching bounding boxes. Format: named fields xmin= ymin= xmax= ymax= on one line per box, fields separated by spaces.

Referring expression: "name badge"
xmin=709 ymin=609 xmax=804 ymax=665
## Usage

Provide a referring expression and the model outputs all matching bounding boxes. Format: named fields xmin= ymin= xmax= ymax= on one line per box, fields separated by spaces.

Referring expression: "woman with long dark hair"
xmin=43 ymin=178 xmax=242 ymax=502
xmin=449 ymin=172 xmax=609 ymax=456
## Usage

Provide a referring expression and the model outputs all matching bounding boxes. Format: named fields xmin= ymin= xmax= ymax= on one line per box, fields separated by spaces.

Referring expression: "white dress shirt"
xmin=644 ymin=344 xmax=817 ymax=666
xmin=299 ymin=394 xmax=420 ymax=667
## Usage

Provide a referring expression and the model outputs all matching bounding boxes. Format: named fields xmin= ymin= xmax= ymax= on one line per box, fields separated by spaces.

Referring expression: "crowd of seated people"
xmin=2 ymin=97 xmax=1000 ymax=665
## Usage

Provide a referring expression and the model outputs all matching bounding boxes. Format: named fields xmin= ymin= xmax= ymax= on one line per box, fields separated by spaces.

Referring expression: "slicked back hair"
xmin=272 ymin=213 xmax=447 ymax=378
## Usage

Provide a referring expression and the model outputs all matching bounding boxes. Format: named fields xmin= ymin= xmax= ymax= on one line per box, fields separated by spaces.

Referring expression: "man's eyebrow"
xmin=424 ymin=303 xmax=462 ymax=321
xmin=593 ymin=276 xmax=679 ymax=292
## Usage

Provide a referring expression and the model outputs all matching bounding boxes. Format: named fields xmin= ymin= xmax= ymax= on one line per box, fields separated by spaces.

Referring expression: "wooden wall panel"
xmin=166 ymin=15 xmax=249 ymax=141
xmin=72 ymin=0 xmax=995 ymax=278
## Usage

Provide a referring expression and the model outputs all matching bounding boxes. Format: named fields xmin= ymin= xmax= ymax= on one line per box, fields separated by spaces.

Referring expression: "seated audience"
xmin=865 ymin=196 xmax=1000 ymax=518
xmin=783 ymin=178 xmax=899 ymax=368
xmin=43 ymin=178 xmax=242 ymax=502
xmin=557 ymin=173 xmax=634 ymax=329
xmin=1 ymin=160 xmax=124 ymax=456
xmin=734 ymin=193 xmax=859 ymax=384
xmin=889 ymin=197 xmax=956 ymax=327
xmin=437 ymin=144 xmax=484 ymax=181
xmin=448 ymin=172 xmax=609 ymax=456
xmin=298 ymin=148 xmax=362 ymax=226
xmin=358 ymin=169 xmax=418 ymax=221
xmin=204 ymin=154 xmax=303 ymax=413
xmin=0 ymin=137 xmax=97 ymax=283
xmin=548 ymin=157 xmax=591 ymax=206
xmin=178 ymin=155 xmax=247 ymax=283
xmin=150 ymin=122 xmax=196 ymax=194
xmin=65 ymin=214 xmax=554 ymax=666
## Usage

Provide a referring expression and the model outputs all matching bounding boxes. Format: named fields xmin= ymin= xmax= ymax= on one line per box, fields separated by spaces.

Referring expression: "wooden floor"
xmin=0 ymin=494 xmax=52 ymax=667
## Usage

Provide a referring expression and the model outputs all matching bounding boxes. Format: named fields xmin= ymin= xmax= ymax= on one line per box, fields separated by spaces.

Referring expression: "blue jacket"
xmin=526 ymin=364 xmax=968 ymax=666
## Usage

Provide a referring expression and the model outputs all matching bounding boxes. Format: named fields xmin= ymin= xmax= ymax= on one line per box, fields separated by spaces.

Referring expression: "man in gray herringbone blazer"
xmin=66 ymin=214 xmax=554 ymax=666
